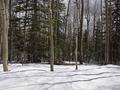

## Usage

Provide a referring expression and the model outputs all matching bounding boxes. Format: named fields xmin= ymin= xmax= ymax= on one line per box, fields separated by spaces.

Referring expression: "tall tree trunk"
xmin=105 ymin=0 xmax=110 ymax=64
xmin=9 ymin=0 xmax=12 ymax=62
xmin=49 ymin=0 xmax=54 ymax=71
xmin=108 ymin=0 xmax=112 ymax=64
xmin=100 ymin=0 xmax=103 ymax=64
xmin=74 ymin=1 xmax=79 ymax=70
xmin=0 ymin=0 xmax=9 ymax=71
xmin=0 ymin=17 xmax=1 ymax=63
xmin=75 ymin=33 xmax=78 ymax=70
xmin=85 ymin=0 xmax=90 ymax=63
xmin=78 ymin=0 xmax=84 ymax=64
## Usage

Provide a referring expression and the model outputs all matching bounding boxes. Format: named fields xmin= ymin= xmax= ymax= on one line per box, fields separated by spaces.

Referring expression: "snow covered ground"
xmin=0 ymin=64 xmax=120 ymax=90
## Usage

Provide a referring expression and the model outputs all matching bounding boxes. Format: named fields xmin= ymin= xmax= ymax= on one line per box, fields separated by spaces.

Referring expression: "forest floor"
xmin=0 ymin=64 xmax=120 ymax=90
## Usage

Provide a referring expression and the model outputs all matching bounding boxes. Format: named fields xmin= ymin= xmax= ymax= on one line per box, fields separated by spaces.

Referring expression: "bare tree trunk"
xmin=74 ymin=2 xmax=78 ymax=70
xmin=0 ymin=0 xmax=9 ymax=71
xmin=75 ymin=33 xmax=78 ymax=70
xmin=79 ymin=0 xmax=84 ymax=64
xmin=105 ymin=0 xmax=110 ymax=64
xmin=49 ymin=0 xmax=54 ymax=71
xmin=109 ymin=0 xmax=112 ymax=64
xmin=9 ymin=0 xmax=12 ymax=62
xmin=85 ymin=0 xmax=90 ymax=63
xmin=100 ymin=0 xmax=103 ymax=64
xmin=93 ymin=13 xmax=96 ymax=61
xmin=0 ymin=18 xmax=1 ymax=63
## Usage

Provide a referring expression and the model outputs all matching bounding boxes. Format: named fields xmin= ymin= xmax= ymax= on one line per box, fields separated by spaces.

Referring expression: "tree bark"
xmin=105 ymin=0 xmax=110 ymax=64
xmin=78 ymin=0 xmax=84 ymax=64
xmin=49 ymin=0 xmax=54 ymax=71
xmin=0 ymin=0 xmax=9 ymax=71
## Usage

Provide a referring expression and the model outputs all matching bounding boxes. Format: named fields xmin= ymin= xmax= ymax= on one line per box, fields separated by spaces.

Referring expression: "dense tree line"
xmin=0 ymin=0 xmax=120 ymax=72
xmin=8 ymin=0 xmax=66 ymax=64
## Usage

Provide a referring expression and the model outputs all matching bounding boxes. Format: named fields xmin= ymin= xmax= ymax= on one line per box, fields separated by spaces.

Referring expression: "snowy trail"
xmin=0 ymin=64 xmax=120 ymax=90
